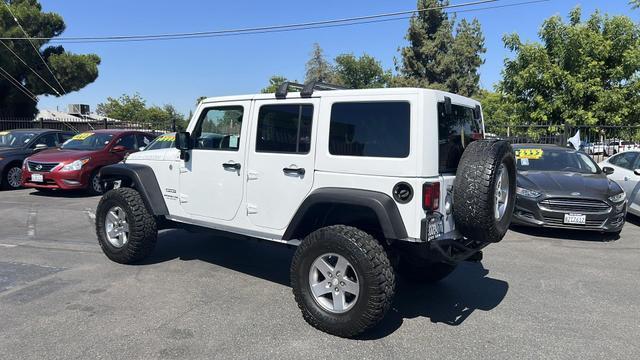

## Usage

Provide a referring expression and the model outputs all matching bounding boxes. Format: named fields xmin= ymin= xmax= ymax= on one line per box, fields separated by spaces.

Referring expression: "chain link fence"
xmin=0 ymin=117 xmax=177 ymax=135
xmin=486 ymin=123 xmax=640 ymax=162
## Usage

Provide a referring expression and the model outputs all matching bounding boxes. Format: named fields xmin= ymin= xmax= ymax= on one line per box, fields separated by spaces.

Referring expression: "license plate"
xmin=31 ymin=174 xmax=44 ymax=183
xmin=564 ymin=213 xmax=586 ymax=225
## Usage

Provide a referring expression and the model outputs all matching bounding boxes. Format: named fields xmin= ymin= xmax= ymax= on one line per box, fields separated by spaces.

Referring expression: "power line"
xmin=36 ymin=0 xmax=549 ymax=44
xmin=0 ymin=0 xmax=500 ymax=43
xmin=0 ymin=65 xmax=38 ymax=102
xmin=0 ymin=40 xmax=62 ymax=96
xmin=2 ymin=1 xmax=67 ymax=94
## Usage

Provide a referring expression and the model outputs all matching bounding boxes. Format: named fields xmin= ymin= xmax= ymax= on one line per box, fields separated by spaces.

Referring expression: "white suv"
xmin=95 ymin=83 xmax=516 ymax=337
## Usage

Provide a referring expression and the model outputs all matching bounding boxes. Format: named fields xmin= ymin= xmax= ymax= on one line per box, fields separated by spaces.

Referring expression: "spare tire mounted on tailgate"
xmin=453 ymin=140 xmax=516 ymax=243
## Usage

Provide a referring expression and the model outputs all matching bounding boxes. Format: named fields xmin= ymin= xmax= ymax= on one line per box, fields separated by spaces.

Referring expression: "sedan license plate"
xmin=31 ymin=174 xmax=44 ymax=183
xmin=564 ymin=213 xmax=586 ymax=225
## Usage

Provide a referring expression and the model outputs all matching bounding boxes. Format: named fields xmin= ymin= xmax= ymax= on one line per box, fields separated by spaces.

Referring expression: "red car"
xmin=22 ymin=130 xmax=156 ymax=194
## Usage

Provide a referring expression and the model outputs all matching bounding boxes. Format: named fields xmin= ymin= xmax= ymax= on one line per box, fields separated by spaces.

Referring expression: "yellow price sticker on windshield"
xmin=516 ymin=148 xmax=543 ymax=160
xmin=71 ymin=132 xmax=94 ymax=141
xmin=0 ymin=131 xmax=9 ymax=136
xmin=156 ymin=135 xmax=175 ymax=142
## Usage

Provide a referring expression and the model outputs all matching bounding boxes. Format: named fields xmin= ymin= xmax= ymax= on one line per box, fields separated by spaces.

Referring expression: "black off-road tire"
xmin=398 ymin=256 xmax=457 ymax=283
xmin=96 ymin=187 xmax=157 ymax=264
xmin=453 ymin=140 xmax=516 ymax=243
xmin=290 ymin=225 xmax=395 ymax=338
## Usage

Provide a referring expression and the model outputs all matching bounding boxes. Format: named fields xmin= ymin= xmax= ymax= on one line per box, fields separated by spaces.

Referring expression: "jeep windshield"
xmin=0 ymin=130 xmax=37 ymax=148
xmin=514 ymin=147 xmax=599 ymax=174
xmin=61 ymin=133 xmax=114 ymax=150
xmin=437 ymin=103 xmax=483 ymax=173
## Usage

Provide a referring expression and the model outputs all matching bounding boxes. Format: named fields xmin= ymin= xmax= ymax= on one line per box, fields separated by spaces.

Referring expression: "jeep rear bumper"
xmin=398 ymin=223 xmax=489 ymax=264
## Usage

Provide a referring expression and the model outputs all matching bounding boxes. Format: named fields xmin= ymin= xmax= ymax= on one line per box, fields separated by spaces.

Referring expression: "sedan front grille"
xmin=27 ymin=161 xmax=59 ymax=173
xmin=542 ymin=216 xmax=606 ymax=229
xmin=539 ymin=198 xmax=611 ymax=214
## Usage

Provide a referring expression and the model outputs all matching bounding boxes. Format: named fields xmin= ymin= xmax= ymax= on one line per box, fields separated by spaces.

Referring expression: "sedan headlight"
xmin=516 ymin=187 xmax=542 ymax=198
xmin=609 ymin=192 xmax=626 ymax=203
xmin=61 ymin=158 xmax=90 ymax=172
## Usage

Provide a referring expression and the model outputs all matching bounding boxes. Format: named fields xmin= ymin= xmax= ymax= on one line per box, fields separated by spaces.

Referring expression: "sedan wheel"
xmin=6 ymin=166 xmax=22 ymax=189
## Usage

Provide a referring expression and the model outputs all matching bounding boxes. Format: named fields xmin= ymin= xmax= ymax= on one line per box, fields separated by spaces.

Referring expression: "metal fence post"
xmin=39 ymin=118 xmax=44 ymax=129
xmin=103 ymin=118 xmax=108 ymax=130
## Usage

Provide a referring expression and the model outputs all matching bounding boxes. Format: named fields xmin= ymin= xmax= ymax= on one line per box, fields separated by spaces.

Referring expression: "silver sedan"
xmin=599 ymin=151 xmax=640 ymax=216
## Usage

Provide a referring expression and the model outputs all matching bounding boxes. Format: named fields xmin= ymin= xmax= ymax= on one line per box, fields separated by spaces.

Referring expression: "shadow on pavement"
xmin=360 ymin=262 xmax=508 ymax=340
xmin=144 ymin=230 xmax=508 ymax=339
xmin=509 ymin=224 xmax=620 ymax=242
xmin=28 ymin=189 xmax=97 ymax=199
xmin=142 ymin=229 xmax=295 ymax=287
xmin=626 ymin=213 xmax=640 ymax=227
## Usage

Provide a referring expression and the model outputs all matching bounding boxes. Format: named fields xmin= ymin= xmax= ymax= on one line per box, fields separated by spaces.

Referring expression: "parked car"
xmin=584 ymin=142 xmax=604 ymax=155
xmin=0 ymin=129 xmax=74 ymax=190
xmin=599 ymin=150 xmax=640 ymax=216
xmin=512 ymin=144 xmax=627 ymax=234
xmin=143 ymin=132 xmax=175 ymax=151
xmin=94 ymin=84 xmax=517 ymax=337
xmin=604 ymin=140 xmax=638 ymax=156
xmin=21 ymin=130 xmax=155 ymax=194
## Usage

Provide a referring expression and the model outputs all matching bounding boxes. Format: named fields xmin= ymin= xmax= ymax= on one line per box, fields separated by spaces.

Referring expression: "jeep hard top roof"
xmin=199 ymin=87 xmax=480 ymax=107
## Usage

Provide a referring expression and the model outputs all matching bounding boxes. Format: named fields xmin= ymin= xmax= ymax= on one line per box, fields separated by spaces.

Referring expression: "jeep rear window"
xmin=329 ymin=102 xmax=410 ymax=158
xmin=438 ymin=102 xmax=483 ymax=173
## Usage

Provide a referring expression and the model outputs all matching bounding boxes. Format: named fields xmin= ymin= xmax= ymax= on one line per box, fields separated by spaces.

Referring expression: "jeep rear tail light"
xmin=423 ymin=182 xmax=440 ymax=211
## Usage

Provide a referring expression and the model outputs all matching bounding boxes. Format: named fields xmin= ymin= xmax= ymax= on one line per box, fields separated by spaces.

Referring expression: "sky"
xmin=35 ymin=0 xmax=639 ymax=116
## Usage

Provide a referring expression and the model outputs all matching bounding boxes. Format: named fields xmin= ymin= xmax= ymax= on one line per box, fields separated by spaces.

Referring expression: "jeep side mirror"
xmin=602 ymin=166 xmax=615 ymax=175
xmin=34 ymin=144 xmax=48 ymax=151
xmin=635 ymin=169 xmax=640 ymax=176
xmin=175 ymin=132 xmax=192 ymax=151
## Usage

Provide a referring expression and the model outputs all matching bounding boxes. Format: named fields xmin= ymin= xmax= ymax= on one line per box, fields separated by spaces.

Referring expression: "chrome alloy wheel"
xmin=105 ymin=206 xmax=129 ymax=248
xmin=308 ymin=253 xmax=360 ymax=313
xmin=7 ymin=167 xmax=22 ymax=188
xmin=494 ymin=164 xmax=510 ymax=220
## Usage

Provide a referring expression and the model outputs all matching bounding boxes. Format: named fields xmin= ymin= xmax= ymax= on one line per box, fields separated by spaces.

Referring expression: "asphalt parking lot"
xmin=0 ymin=189 xmax=639 ymax=360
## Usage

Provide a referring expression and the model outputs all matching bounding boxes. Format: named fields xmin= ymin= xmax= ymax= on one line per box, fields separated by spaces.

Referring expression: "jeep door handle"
xmin=222 ymin=162 xmax=241 ymax=170
xmin=283 ymin=167 xmax=305 ymax=175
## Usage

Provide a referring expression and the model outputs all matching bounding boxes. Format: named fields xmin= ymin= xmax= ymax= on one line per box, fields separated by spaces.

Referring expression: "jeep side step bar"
xmin=275 ymin=81 xmax=348 ymax=99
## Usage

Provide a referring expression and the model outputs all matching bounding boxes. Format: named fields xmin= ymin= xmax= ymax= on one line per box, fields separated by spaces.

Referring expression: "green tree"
xmin=334 ymin=53 xmax=391 ymax=88
xmin=96 ymin=93 xmax=187 ymax=131
xmin=497 ymin=7 xmax=640 ymax=127
xmin=396 ymin=0 xmax=485 ymax=96
xmin=261 ymin=75 xmax=288 ymax=93
xmin=305 ymin=43 xmax=336 ymax=83
xmin=0 ymin=0 xmax=100 ymax=117
xmin=631 ymin=0 xmax=640 ymax=9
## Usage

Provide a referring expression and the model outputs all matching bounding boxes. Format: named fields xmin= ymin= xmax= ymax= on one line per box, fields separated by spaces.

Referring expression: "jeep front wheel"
xmin=96 ymin=187 xmax=157 ymax=264
xmin=290 ymin=225 xmax=395 ymax=338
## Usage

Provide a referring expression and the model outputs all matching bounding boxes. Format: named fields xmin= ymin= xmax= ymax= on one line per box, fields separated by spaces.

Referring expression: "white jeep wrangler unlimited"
xmin=96 ymin=82 xmax=516 ymax=337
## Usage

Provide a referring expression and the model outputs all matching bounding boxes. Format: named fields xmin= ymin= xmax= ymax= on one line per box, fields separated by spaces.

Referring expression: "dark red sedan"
xmin=21 ymin=130 xmax=156 ymax=194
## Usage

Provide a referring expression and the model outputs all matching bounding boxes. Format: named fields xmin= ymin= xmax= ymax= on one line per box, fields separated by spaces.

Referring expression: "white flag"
xmin=567 ymin=130 xmax=581 ymax=150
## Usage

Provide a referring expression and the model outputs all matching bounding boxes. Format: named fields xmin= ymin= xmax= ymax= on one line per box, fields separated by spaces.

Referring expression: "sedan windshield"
xmin=145 ymin=133 xmax=175 ymax=151
xmin=0 ymin=130 xmax=37 ymax=148
xmin=515 ymin=147 xmax=599 ymax=174
xmin=61 ymin=133 xmax=114 ymax=150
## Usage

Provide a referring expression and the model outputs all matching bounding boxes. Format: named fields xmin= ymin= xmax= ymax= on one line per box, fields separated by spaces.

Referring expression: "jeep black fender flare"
xmin=99 ymin=163 xmax=169 ymax=216
xmin=282 ymin=188 xmax=408 ymax=241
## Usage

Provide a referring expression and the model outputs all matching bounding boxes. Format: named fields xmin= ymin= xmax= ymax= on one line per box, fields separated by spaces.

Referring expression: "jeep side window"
xmin=329 ymin=102 xmax=410 ymax=158
xmin=193 ymin=106 xmax=243 ymax=151
xmin=437 ymin=102 xmax=482 ymax=173
xmin=256 ymin=104 xmax=313 ymax=154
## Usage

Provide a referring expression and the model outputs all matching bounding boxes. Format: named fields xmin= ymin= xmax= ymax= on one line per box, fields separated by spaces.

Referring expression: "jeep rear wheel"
xmin=453 ymin=140 xmax=516 ymax=243
xmin=96 ymin=187 xmax=157 ymax=264
xmin=290 ymin=225 xmax=395 ymax=338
